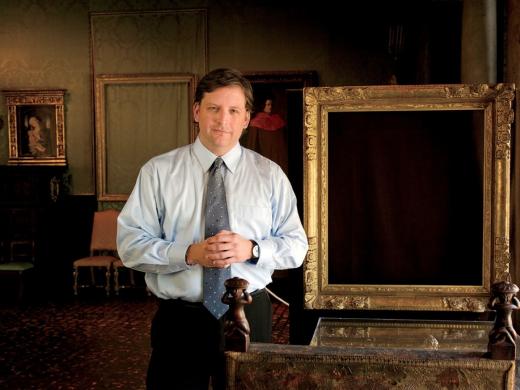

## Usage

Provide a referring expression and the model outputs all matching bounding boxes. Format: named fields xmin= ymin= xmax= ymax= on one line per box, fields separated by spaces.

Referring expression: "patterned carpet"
xmin=0 ymin=294 xmax=289 ymax=390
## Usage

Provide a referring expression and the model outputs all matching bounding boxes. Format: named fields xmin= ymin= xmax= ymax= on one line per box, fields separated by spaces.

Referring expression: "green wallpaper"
xmin=0 ymin=2 xmax=208 ymax=195
xmin=0 ymin=0 xmax=92 ymax=193
xmin=0 ymin=0 xmax=402 ymax=195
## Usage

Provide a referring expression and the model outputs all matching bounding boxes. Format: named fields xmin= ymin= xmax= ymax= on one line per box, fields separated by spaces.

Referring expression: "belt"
xmin=250 ymin=288 xmax=266 ymax=297
xmin=159 ymin=288 xmax=266 ymax=309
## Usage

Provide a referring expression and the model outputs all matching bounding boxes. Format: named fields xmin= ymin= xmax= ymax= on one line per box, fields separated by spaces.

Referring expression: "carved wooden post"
xmin=222 ymin=277 xmax=253 ymax=352
xmin=487 ymin=279 xmax=519 ymax=360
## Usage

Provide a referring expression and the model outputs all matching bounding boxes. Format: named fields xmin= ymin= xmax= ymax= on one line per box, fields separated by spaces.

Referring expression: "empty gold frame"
xmin=303 ymin=84 xmax=515 ymax=312
xmin=95 ymin=74 xmax=196 ymax=201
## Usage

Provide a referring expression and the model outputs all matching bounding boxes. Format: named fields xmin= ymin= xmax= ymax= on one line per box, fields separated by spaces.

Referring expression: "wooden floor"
xmin=0 ymin=292 xmax=289 ymax=390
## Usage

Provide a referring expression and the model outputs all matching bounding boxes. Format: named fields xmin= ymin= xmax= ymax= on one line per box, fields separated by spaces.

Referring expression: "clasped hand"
xmin=186 ymin=230 xmax=253 ymax=268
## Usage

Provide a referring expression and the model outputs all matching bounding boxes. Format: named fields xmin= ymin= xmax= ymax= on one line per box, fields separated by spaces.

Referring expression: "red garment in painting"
xmin=249 ymin=112 xmax=286 ymax=131
xmin=245 ymin=112 xmax=288 ymax=174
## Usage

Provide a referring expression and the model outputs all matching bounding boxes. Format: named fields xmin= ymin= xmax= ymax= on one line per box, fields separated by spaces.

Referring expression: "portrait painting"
xmin=17 ymin=105 xmax=56 ymax=158
xmin=241 ymin=71 xmax=318 ymax=184
xmin=3 ymin=89 xmax=66 ymax=166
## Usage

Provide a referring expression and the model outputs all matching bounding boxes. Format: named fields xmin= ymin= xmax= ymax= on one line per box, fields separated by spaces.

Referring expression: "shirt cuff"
xmin=253 ymin=239 xmax=273 ymax=267
xmin=169 ymin=242 xmax=192 ymax=270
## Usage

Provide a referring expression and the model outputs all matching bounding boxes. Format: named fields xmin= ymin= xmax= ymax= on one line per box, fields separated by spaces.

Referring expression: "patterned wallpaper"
xmin=91 ymin=9 xmax=207 ymax=75
xmin=1 ymin=0 xmax=450 ymax=195
xmin=0 ymin=0 xmax=92 ymax=193
xmin=0 ymin=1 xmax=207 ymax=194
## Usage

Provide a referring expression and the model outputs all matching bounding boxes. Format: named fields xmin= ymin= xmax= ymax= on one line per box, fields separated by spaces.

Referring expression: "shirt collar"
xmin=193 ymin=137 xmax=242 ymax=174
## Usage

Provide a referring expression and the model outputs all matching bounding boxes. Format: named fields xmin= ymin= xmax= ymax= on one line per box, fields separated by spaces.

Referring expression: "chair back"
xmin=90 ymin=209 xmax=120 ymax=253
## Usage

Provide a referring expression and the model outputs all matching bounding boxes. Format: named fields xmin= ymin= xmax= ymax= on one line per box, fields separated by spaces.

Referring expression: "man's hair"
xmin=195 ymin=68 xmax=254 ymax=112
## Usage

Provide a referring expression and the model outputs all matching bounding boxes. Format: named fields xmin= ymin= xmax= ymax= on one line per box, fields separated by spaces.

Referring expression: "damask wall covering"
xmin=0 ymin=0 xmax=462 ymax=194
xmin=0 ymin=0 xmax=92 ymax=192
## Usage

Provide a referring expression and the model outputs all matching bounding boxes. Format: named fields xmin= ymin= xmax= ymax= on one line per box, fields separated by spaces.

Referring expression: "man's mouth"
xmin=212 ymin=128 xmax=228 ymax=134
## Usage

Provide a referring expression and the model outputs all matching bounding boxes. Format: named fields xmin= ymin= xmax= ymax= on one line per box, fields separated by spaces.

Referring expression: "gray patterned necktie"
xmin=203 ymin=157 xmax=232 ymax=319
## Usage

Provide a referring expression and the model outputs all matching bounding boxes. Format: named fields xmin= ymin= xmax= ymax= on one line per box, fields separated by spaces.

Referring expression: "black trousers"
xmin=146 ymin=289 xmax=272 ymax=390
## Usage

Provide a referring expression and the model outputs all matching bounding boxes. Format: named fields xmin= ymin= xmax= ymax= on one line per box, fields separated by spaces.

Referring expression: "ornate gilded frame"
xmin=3 ymin=89 xmax=67 ymax=166
xmin=94 ymin=73 xmax=196 ymax=201
xmin=303 ymin=84 xmax=515 ymax=312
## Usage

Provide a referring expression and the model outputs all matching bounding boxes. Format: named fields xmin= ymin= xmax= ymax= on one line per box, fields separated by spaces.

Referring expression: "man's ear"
xmin=193 ymin=102 xmax=200 ymax=122
xmin=243 ymin=110 xmax=251 ymax=129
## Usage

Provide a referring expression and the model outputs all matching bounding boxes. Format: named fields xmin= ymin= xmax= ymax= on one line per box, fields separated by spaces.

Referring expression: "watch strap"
xmin=249 ymin=240 xmax=260 ymax=264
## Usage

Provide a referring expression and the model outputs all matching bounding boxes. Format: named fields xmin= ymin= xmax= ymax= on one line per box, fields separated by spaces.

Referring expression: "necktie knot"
xmin=213 ymin=157 xmax=224 ymax=170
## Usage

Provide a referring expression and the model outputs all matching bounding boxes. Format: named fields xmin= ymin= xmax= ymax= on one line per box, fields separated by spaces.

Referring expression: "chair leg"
xmin=17 ymin=271 xmax=25 ymax=304
xmin=105 ymin=266 xmax=111 ymax=296
xmin=90 ymin=267 xmax=96 ymax=286
xmin=114 ymin=266 xmax=120 ymax=296
xmin=129 ymin=269 xmax=136 ymax=287
xmin=73 ymin=267 xmax=78 ymax=296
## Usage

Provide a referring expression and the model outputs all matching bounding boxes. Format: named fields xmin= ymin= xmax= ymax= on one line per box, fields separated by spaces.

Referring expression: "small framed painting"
xmin=3 ymin=89 xmax=67 ymax=166
xmin=242 ymin=71 xmax=318 ymax=179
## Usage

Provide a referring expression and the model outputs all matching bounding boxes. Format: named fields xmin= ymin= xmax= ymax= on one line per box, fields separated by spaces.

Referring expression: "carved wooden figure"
xmin=487 ymin=279 xmax=519 ymax=360
xmin=222 ymin=277 xmax=253 ymax=352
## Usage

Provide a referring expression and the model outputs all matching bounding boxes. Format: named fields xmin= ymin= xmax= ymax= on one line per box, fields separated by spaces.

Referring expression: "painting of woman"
xmin=26 ymin=115 xmax=51 ymax=157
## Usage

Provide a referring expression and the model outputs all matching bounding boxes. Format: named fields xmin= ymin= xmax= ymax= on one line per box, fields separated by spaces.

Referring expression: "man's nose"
xmin=216 ymin=110 xmax=230 ymax=125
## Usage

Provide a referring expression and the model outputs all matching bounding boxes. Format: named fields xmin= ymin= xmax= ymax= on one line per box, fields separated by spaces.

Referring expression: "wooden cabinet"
xmin=0 ymin=166 xmax=68 ymax=300
xmin=0 ymin=166 xmax=67 ymax=256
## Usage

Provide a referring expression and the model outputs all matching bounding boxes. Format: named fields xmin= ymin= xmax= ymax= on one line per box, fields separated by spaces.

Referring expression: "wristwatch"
xmin=250 ymin=240 xmax=260 ymax=264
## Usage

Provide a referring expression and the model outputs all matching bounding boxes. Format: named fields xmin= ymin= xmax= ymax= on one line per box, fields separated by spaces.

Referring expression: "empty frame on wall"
xmin=303 ymin=84 xmax=515 ymax=312
xmin=94 ymin=73 xmax=196 ymax=201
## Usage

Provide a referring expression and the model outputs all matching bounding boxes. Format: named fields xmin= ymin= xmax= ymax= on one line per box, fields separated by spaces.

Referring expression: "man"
xmin=117 ymin=68 xmax=308 ymax=389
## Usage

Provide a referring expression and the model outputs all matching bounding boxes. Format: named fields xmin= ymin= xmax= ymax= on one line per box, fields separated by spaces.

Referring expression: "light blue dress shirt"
xmin=117 ymin=137 xmax=308 ymax=301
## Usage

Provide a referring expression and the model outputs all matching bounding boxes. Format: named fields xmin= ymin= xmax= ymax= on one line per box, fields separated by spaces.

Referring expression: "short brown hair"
xmin=195 ymin=68 xmax=254 ymax=112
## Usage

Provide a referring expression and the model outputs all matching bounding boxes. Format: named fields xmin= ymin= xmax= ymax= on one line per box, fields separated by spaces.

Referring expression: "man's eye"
xmin=208 ymin=106 xmax=218 ymax=112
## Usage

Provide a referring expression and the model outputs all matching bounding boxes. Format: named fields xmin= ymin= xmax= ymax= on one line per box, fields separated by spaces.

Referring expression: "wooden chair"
xmin=0 ymin=239 xmax=36 ymax=303
xmin=72 ymin=209 xmax=120 ymax=296
xmin=113 ymin=259 xmax=135 ymax=295
xmin=113 ymin=259 xmax=151 ymax=296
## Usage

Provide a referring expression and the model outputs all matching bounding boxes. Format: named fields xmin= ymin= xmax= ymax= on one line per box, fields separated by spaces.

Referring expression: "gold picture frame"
xmin=94 ymin=73 xmax=196 ymax=201
xmin=4 ymin=89 xmax=67 ymax=166
xmin=303 ymin=84 xmax=515 ymax=312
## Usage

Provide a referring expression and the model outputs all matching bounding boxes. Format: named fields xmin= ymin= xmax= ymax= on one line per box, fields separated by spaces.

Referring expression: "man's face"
xmin=193 ymin=85 xmax=250 ymax=156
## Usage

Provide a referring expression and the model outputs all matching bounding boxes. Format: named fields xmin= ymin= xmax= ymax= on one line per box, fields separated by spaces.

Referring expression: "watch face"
xmin=253 ymin=244 xmax=259 ymax=258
